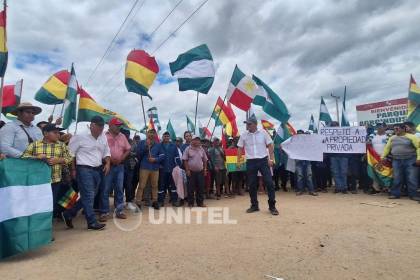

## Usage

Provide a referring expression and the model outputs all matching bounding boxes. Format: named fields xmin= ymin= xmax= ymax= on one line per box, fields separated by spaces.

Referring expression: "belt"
xmin=247 ymin=156 xmax=268 ymax=161
xmin=77 ymin=164 xmax=103 ymax=170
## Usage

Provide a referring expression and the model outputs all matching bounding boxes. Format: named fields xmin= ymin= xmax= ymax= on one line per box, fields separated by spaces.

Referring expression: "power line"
xmin=85 ymin=0 xmax=141 ymax=86
xmin=96 ymin=0 xmax=185 ymax=97
xmin=152 ymin=0 xmax=209 ymax=54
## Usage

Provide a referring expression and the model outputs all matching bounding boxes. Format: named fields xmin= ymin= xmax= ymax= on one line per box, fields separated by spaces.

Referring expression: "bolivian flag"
xmin=225 ymin=148 xmax=246 ymax=172
xmin=125 ymin=49 xmax=159 ymax=99
xmin=0 ymin=6 xmax=7 ymax=77
xmin=77 ymin=87 xmax=137 ymax=131
xmin=211 ymin=97 xmax=236 ymax=126
xmin=261 ymin=119 xmax=274 ymax=132
xmin=407 ymin=75 xmax=420 ymax=126
xmin=366 ymin=144 xmax=392 ymax=187
xmin=35 ymin=70 xmax=70 ymax=105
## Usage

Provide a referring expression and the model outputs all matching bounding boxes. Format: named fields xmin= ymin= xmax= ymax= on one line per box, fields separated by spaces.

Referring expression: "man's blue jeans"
xmin=391 ymin=156 xmax=418 ymax=198
xmin=101 ymin=164 xmax=125 ymax=214
xmin=64 ymin=166 xmax=102 ymax=226
xmin=330 ymin=156 xmax=348 ymax=191
xmin=296 ymin=160 xmax=314 ymax=192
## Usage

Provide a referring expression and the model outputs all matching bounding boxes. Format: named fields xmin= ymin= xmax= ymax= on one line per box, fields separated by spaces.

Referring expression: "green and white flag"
xmin=186 ymin=115 xmax=195 ymax=133
xmin=169 ymin=44 xmax=215 ymax=94
xmin=0 ymin=158 xmax=53 ymax=259
xmin=319 ymin=97 xmax=332 ymax=124
xmin=62 ymin=64 xmax=78 ymax=129
xmin=341 ymin=87 xmax=350 ymax=127
xmin=166 ymin=119 xmax=176 ymax=141
xmin=309 ymin=114 xmax=317 ymax=132
xmin=252 ymin=75 xmax=290 ymax=123
xmin=147 ymin=106 xmax=161 ymax=131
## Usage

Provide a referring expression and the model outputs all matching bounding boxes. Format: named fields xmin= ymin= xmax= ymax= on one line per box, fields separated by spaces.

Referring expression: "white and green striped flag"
xmin=62 ymin=63 xmax=78 ymax=129
xmin=147 ymin=106 xmax=161 ymax=131
xmin=0 ymin=158 xmax=53 ymax=259
xmin=186 ymin=115 xmax=195 ymax=133
xmin=169 ymin=44 xmax=215 ymax=94
xmin=319 ymin=97 xmax=333 ymax=124
xmin=341 ymin=86 xmax=350 ymax=127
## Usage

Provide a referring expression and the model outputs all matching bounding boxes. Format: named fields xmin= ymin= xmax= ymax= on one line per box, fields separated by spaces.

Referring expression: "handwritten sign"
xmin=319 ymin=126 xmax=367 ymax=153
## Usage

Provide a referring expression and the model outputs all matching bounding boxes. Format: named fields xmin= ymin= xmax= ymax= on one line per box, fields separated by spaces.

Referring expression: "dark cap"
xmin=243 ymin=114 xmax=258 ymax=124
xmin=42 ymin=124 xmax=65 ymax=133
xmin=36 ymin=121 xmax=49 ymax=128
xmin=91 ymin=116 xmax=105 ymax=126
xmin=376 ymin=122 xmax=387 ymax=128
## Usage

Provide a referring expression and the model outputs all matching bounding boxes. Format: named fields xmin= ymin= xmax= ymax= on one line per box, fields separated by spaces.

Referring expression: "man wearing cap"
xmin=182 ymin=136 xmax=208 ymax=207
xmin=237 ymin=115 xmax=279 ymax=215
xmin=99 ymin=118 xmax=131 ymax=221
xmin=22 ymin=124 xmax=73 ymax=221
xmin=62 ymin=116 xmax=111 ymax=231
xmin=208 ymin=137 xmax=226 ymax=200
xmin=0 ymin=102 xmax=43 ymax=158
xmin=136 ymin=128 xmax=165 ymax=210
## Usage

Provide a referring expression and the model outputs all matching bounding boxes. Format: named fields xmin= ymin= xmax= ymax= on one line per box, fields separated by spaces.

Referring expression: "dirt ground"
xmin=1 ymin=191 xmax=420 ymax=280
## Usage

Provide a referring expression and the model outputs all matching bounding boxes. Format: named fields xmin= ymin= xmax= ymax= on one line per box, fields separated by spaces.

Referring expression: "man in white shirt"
xmin=237 ymin=115 xmax=279 ymax=215
xmin=371 ymin=123 xmax=388 ymax=156
xmin=62 ymin=116 xmax=111 ymax=231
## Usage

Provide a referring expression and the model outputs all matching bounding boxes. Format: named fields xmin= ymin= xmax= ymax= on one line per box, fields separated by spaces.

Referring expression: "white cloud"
xmin=3 ymin=0 xmax=420 ymax=136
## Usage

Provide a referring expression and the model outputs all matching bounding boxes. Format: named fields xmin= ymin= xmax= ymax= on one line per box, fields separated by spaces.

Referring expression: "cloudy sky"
xmin=4 ymin=0 xmax=420 ymax=136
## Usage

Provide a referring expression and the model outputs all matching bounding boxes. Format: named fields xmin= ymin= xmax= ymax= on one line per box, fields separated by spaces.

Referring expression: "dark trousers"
xmin=187 ymin=171 xmax=205 ymax=206
xmin=279 ymin=164 xmax=296 ymax=190
xmin=124 ymin=167 xmax=135 ymax=202
xmin=312 ymin=163 xmax=329 ymax=190
xmin=158 ymin=170 xmax=178 ymax=203
xmin=51 ymin=182 xmax=65 ymax=218
xmin=231 ymin=171 xmax=244 ymax=194
xmin=246 ymin=157 xmax=276 ymax=208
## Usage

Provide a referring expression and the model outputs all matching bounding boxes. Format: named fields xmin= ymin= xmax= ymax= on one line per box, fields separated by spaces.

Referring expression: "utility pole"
xmin=331 ymin=92 xmax=340 ymax=123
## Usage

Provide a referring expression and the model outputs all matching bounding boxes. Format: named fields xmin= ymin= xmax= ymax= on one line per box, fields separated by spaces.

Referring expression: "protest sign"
xmin=319 ymin=126 xmax=367 ymax=153
xmin=281 ymin=134 xmax=324 ymax=161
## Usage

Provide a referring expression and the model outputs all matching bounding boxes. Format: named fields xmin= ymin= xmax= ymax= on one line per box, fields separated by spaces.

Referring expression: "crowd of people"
xmin=1 ymin=102 xmax=420 ymax=234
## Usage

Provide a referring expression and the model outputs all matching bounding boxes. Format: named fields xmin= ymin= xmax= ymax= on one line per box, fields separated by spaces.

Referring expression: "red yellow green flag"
xmin=125 ymin=49 xmax=159 ymax=99
xmin=225 ymin=148 xmax=246 ymax=172
xmin=77 ymin=87 xmax=137 ymax=131
xmin=35 ymin=70 xmax=70 ymax=104
xmin=366 ymin=144 xmax=392 ymax=187
xmin=0 ymin=5 xmax=7 ymax=77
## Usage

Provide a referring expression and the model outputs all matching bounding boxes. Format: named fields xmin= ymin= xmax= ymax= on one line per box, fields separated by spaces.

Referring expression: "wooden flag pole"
xmin=140 ymin=96 xmax=147 ymax=129
xmin=194 ymin=91 xmax=199 ymax=134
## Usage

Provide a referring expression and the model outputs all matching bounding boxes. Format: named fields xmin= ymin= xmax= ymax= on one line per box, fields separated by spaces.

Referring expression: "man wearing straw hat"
xmin=0 ymin=102 xmax=43 ymax=158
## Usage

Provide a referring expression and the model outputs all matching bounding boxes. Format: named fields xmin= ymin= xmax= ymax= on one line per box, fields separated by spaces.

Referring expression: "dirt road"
xmin=1 ymin=192 xmax=420 ymax=280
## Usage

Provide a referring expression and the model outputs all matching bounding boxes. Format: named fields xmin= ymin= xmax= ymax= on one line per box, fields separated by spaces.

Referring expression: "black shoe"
xmin=388 ymin=195 xmax=400 ymax=199
xmin=341 ymin=190 xmax=348 ymax=194
xmin=409 ymin=196 xmax=420 ymax=201
xmin=88 ymin=223 xmax=106 ymax=230
xmin=322 ymin=189 xmax=328 ymax=193
xmin=296 ymin=191 xmax=304 ymax=196
xmin=51 ymin=237 xmax=55 ymax=242
xmin=61 ymin=212 xmax=74 ymax=229
xmin=334 ymin=189 xmax=340 ymax=193
xmin=172 ymin=201 xmax=180 ymax=207
xmin=269 ymin=207 xmax=279 ymax=216
xmin=152 ymin=201 xmax=160 ymax=210
xmin=309 ymin=192 xmax=319 ymax=196
xmin=246 ymin=206 xmax=260 ymax=213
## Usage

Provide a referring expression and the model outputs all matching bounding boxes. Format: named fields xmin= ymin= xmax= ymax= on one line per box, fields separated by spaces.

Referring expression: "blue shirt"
xmin=160 ymin=142 xmax=178 ymax=172
xmin=181 ymin=143 xmax=190 ymax=153
xmin=136 ymin=140 xmax=165 ymax=171
xmin=0 ymin=119 xmax=43 ymax=158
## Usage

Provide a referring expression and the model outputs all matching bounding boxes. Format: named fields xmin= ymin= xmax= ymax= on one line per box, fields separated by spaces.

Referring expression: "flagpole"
xmin=0 ymin=0 xmax=6 ymax=121
xmin=204 ymin=97 xmax=219 ymax=129
xmin=209 ymin=94 xmax=227 ymax=139
xmin=140 ymin=96 xmax=147 ymax=129
xmin=74 ymin=86 xmax=80 ymax=135
xmin=194 ymin=91 xmax=199 ymax=134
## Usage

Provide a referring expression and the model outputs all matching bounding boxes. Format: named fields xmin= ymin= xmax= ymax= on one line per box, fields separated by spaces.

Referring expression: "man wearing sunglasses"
xmin=0 ymin=102 xmax=43 ymax=158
